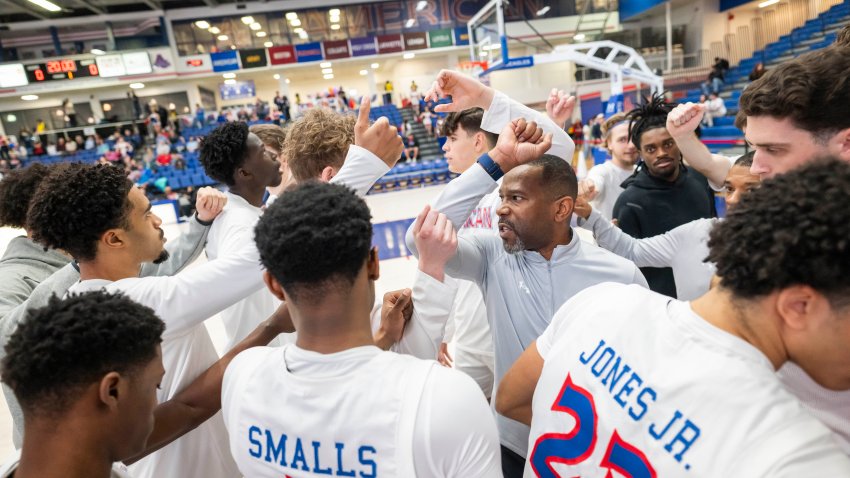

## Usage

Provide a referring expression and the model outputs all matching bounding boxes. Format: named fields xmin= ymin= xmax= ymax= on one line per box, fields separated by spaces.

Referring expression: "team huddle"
xmin=0 ymin=26 xmax=849 ymax=478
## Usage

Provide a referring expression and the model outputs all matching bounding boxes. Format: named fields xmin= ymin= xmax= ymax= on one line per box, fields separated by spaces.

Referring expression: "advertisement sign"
xmin=403 ymin=32 xmax=428 ymax=50
xmin=454 ymin=27 xmax=470 ymax=46
xmin=210 ymin=50 xmax=240 ymax=72
xmin=323 ymin=40 xmax=351 ymax=60
xmin=96 ymin=54 xmax=126 ymax=77
xmin=239 ymin=48 xmax=268 ymax=69
xmin=122 ymin=51 xmax=152 ymax=75
xmin=295 ymin=42 xmax=324 ymax=63
xmin=268 ymin=46 xmax=296 ymax=65
xmin=219 ymin=79 xmax=256 ymax=100
xmin=0 ymin=63 xmax=29 ymax=87
xmin=350 ymin=36 xmax=377 ymax=57
xmin=428 ymin=28 xmax=454 ymax=48
xmin=176 ymin=54 xmax=211 ymax=73
xmin=376 ymin=34 xmax=403 ymax=53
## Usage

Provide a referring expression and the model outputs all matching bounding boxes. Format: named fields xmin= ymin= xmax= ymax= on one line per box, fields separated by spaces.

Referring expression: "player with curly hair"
xmin=0 ymin=289 xmax=293 ymax=478
xmin=0 ymin=163 xmax=70 ymax=320
xmin=499 ymin=156 xmax=850 ymax=477
xmin=611 ymin=93 xmax=717 ymax=298
xmin=222 ymin=181 xmax=502 ymax=477
xmin=24 ymin=162 xmax=266 ymax=478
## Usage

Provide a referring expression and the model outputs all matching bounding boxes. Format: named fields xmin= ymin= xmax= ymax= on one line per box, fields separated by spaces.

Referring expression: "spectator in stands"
xmin=703 ymin=92 xmax=727 ymax=127
xmin=129 ymin=91 xmax=143 ymax=119
xmin=384 ymin=80 xmax=394 ymax=105
xmin=32 ymin=141 xmax=45 ymax=157
xmin=65 ymin=137 xmax=78 ymax=154
xmin=186 ymin=136 xmax=200 ymax=153
xmin=749 ymin=62 xmax=767 ymax=82
xmin=84 ymin=135 xmax=95 ymax=150
xmin=421 ymin=109 xmax=434 ymax=137
xmin=73 ymin=135 xmax=84 ymax=150
xmin=701 ymin=57 xmax=729 ymax=95
xmin=404 ymin=133 xmax=420 ymax=162
xmin=193 ymin=103 xmax=205 ymax=128
xmin=55 ymin=137 xmax=67 ymax=153
xmin=115 ymin=135 xmax=134 ymax=158
xmin=35 ymin=119 xmax=46 ymax=144
xmin=62 ymin=98 xmax=77 ymax=127
xmin=0 ymin=138 xmax=9 ymax=161
xmin=338 ymin=87 xmax=349 ymax=111
xmin=590 ymin=113 xmax=604 ymax=143
xmin=612 ymin=94 xmax=716 ymax=298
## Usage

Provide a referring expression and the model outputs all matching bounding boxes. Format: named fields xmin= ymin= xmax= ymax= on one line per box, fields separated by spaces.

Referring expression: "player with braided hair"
xmin=611 ymin=93 xmax=717 ymax=298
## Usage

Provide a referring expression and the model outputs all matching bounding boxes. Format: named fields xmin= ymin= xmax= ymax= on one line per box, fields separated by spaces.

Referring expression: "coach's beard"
xmin=502 ymin=235 xmax=526 ymax=255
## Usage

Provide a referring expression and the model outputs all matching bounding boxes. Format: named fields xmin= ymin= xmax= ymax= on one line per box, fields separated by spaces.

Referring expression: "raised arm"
xmin=424 ymin=69 xmax=574 ymax=161
xmin=124 ymin=303 xmax=294 ymax=464
xmin=668 ymin=103 xmax=734 ymax=188
xmin=330 ymin=97 xmax=404 ymax=197
xmin=495 ymin=341 xmax=544 ymax=426
xmin=139 ymin=187 xmax=224 ymax=277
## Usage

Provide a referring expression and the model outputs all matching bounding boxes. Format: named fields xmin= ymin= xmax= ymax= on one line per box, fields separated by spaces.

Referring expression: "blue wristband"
xmin=477 ymin=153 xmax=504 ymax=181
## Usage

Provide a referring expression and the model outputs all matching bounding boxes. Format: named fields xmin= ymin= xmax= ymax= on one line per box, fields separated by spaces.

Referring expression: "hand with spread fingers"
xmin=546 ymin=88 xmax=577 ymax=129
xmin=423 ymin=69 xmax=496 ymax=114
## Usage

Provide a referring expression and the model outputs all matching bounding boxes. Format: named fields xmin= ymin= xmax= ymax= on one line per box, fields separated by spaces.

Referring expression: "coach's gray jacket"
xmin=0 ymin=217 xmax=211 ymax=447
xmin=405 ymin=164 xmax=648 ymax=459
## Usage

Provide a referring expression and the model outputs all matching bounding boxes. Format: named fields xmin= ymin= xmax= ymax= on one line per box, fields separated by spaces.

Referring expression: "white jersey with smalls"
xmin=527 ymin=283 xmax=850 ymax=477
xmin=222 ymin=345 xmax=501 ymax=477
xmin=581 ymin=211 xmax=717 ymax=300
xmin=585 ymin=160 xmax=635 ymax=221
xmin=405 ymin=164 xmax=648 ymax=458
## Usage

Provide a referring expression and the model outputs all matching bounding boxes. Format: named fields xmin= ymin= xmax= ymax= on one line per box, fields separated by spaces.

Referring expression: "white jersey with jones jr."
xmin=527 ymin=282 xmax=850 ymax=477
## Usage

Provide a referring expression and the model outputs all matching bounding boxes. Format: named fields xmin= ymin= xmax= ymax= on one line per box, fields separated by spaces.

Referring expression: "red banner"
xmin=268 ymin=45 xmax=296 ymax=65
xmin=377 ymin=34 xmax=403 ymax=54
xmin=323 ymin=40 xmax=351 ymax=60
xmin=403 ymin=32 xmax=428 ymax=50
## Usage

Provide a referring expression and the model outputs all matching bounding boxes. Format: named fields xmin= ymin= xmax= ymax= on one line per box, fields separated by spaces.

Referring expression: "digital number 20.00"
xmin=530 ymin=374 xmax=656 ymax=478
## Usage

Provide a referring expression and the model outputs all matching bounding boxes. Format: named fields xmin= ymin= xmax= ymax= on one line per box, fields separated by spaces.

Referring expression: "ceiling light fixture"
xmin=257 ymin=31 xmax=267 ymax=37
xmin=90 ymin=48 xmax=105 ymax=55
xmin=321 ymin=68 xmax=333 ymax=74
xmin=405 ymin=18 xmax=416 ymax=28
xmin=224 ymin=79 xmax=236 ymax=85
xmin=21 ymin=94 xmax=39 ymax=101
xmin=359 ymin=69 xmax=367 ymax=75
xmin=241 ymin=16 xmax=255 ymax=24
xmin=758 ymin=0 xmax=779 ymax=7
xmin=222 ymin=72 xmax=236 ymax=79
xmin=285 ymin=12 xmax=298 ymax=20
xmin=403 ymin=52 xmax=415 ymax=59
xmin=129 ymin=82 xmax=145 ymax=89
xmin=194 ymin=20 xmax=210 ymax=29
xmin=298 ymin=31 xmax=308 ymax=39
xmin=416 ymin=1 xmax=427 ymax=11
xmin=320 ymin=62 xmax=332 ymax=68
xmin=536 ymin=6 xmax=550 ymax=15
xmin=250 ymin=23 xmax=262 ymax=30
xmin=27 ymin=0 xmax=62 ymax=12
xmin=328 ymin=8 xmax=340 ymax=16
xmin=264 ymin=41 xmax=274 ymax=47
xmin=217 ymin=34 xmax=228 ymax=41
xmin=273 ymin=73 xmax=280 ymax=80
xmin=330 ymin=24 xmax=340 ymax=30
xmin=371 ymin=62 xmax=379 ymax=69
xmin=208 ymin=26 xmax=221 ymax=34
xmin=574 ymin=33 xmax=586 ymax=41
xmin=285 ymin=78 xmax=291 ymax=84
xmin=290 ymin=18 xmax=302 ymax=27
xmin=323 ymin=74 xmax=334 ymax=79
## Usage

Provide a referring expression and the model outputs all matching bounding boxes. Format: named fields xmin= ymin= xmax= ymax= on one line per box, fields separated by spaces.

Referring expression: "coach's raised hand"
xmin=424 ymin=69 xmax=496 ymax=113
xmin=194 ymin=186 xmax=228 ymax=223
xmin=355 ymin=97 xmax=405 ymax=169
xmin=488 ymin=119 xmax=553 ymax=173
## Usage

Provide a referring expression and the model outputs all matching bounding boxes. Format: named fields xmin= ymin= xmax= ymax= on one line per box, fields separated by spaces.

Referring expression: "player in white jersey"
xmin=575 ymin=152 xmax=760 ymax=300
xmin=222 ymin=181 xmax=501 ymax=477
xmin=579 ymin=112 xmax=639 ymax=221
xmin=497 ymin=157 xmax=850 ymax=477
xmin=0 ymin=290 xmax=293 ymax=478
xmin=406 ymin=117 xmax=646 ymax=476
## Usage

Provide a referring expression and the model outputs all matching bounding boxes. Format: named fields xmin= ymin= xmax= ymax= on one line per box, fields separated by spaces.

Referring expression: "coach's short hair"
xmin=524 ymin=154 xmax=578 ymax=201
xmin=739 ymin=47 xmax=850 ymax=144
xmin=284 ymin=109 xmax=355 ymax=182
xmin=707 ymin=156 xmax=850 ymax=308
xmin=255 ymin=181 xmax=372 ymax=303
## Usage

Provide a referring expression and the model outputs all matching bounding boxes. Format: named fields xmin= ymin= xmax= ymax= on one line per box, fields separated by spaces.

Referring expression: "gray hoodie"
xmin=0 ymin=236 xmax=70 ymax=322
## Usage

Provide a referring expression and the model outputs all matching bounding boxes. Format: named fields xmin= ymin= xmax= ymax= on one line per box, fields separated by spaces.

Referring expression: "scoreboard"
xmin=25 ymin=58 xmax=100 ymax=82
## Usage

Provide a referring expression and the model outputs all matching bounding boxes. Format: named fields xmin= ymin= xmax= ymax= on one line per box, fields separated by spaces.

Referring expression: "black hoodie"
xmin=612 ymin=161 xmax=717 ymax=298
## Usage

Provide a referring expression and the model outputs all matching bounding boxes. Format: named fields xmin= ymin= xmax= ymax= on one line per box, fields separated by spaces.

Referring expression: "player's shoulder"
xmin=556 ymin=282 xmax=660 ymax=323
xmin=225 ymin=346 xmax=280 ymax=383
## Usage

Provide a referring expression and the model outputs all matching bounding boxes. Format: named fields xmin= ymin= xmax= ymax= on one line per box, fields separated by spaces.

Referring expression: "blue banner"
xmin=454 ymin=26 xmax=470 ymax=46
xmin=210 ymin=50 xmax=239 ymax=72
xmin=295 ymin=42 xmax=324 ymax=63
xmin=350 ymin=36 xmax=378 ymax=57
xmin=619 ymin=0 xmax=666 ymax=21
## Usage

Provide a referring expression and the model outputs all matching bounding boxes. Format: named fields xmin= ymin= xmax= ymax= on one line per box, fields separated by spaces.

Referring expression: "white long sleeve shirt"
xmin=208 ymin=145 xmax=391 ymax=349
xmin=405 ymin=163 xmax=648 ymax=457
xmin=582 ymin=210 xmax=717 ymax=301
